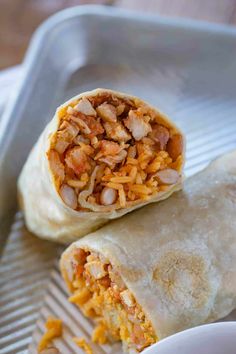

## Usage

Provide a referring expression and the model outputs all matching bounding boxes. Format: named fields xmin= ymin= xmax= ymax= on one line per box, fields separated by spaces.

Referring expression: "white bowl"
xmin=143 ymin=322 xmax=236 ymax=354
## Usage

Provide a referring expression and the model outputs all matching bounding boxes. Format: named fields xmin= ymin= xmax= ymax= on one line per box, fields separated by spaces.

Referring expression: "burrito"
xmin=18 ymin=89 xmax=184 ymax=243
xmin=60 ymin=150 xmax=236 ymax=352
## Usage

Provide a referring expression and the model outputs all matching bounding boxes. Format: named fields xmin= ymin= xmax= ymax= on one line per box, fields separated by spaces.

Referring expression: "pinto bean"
xmin=167 ymin=134 xmax=183 ymax=161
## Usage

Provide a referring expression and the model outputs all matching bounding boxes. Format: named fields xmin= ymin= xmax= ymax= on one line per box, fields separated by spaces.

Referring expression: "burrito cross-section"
xmin=18 ymin=89 xmax=184 ymax=243
xmin=60 ymin=151 xmax=236 ymax=352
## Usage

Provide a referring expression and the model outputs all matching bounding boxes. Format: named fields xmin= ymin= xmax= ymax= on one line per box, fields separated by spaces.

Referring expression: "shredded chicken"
xmin=97 ymin=140 xmax=124 ymax=157
xmin=97 ymin=103 xmax=117 ymax=122
xmin=48 ymin=92 xmax=183 ymax=211
xmin=99 ymin=150 xmax=127 ymax=168
xmin=104 ymin=121 xmax=131 ymax=142
xmin=75 ymin=98 xmax=97 ymax=116
xmin=79 ymin=114 xmax=104 ymax=137
xmin=65 ymin=147 xmax=91 ymax=175
xmin=55 ymin=121 xmax=79 ymax=154
xmin=48 ymin=150 xmax=65 ymax=185
xmin=124 ymin=110 xmax=151 ymax=141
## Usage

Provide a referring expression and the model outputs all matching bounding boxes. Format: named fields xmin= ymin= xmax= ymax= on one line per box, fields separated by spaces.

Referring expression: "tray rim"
xmin=1 ymin=4 xmax=236 ymax=152
xmin=1 ymin=4 xmax=236 ymax=138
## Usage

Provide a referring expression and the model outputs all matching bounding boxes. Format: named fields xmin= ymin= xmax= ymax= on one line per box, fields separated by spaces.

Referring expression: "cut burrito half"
xmin=18 ymin=89 xmax=184 ymax=243
xmin=61 ymin=150 xmax=236 ymax=352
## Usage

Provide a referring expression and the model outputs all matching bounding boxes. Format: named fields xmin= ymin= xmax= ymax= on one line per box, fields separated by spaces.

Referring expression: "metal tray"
xmin=1 ymin=5 xmax=236 ymax=353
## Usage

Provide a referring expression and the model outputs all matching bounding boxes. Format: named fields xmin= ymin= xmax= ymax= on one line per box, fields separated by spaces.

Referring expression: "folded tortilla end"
xmin=61 ymin=244 xmax=158 ymax=352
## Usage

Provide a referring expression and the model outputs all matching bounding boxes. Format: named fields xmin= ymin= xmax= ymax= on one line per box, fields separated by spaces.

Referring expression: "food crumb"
xmin=38 ymin=317 xmax=62 ymax=352
xmin=73 ymin=337 xmax=93 ymax=354
xmin=92 ymin=323 xmax=108 ymax=344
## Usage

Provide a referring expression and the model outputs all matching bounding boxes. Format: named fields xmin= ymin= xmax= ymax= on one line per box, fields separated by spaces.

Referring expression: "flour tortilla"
xmin=61 ymin=150 xmax=236 ymax=339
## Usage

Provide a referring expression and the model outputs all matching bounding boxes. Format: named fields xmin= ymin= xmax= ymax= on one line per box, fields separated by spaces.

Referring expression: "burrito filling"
xmin=66 ymin=248 xmax=157 ymax=352
xmin=48 ymin=92 xmax=183 ymax=211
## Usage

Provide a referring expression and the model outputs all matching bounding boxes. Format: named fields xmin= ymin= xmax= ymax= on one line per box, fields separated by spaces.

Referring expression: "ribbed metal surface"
xmin=0 ymin=212 xmax=58 ymax=354
xmin=28 ymin=263 xmax=120 ymax=354
xmin=1 ymin=7 xmax=236 ymax=354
